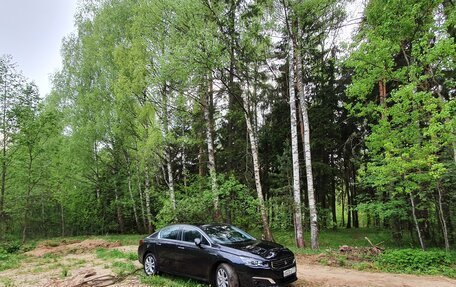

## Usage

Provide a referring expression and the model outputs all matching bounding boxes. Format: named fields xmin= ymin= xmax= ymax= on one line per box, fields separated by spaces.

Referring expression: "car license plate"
xmin=283 ymin=266 xmax=296 ymax=277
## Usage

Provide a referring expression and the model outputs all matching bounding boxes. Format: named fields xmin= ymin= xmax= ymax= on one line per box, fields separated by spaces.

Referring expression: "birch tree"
xmin=283 ymin=0 xmax=320 ymax=250
xmin=288 ymin=49 xmax=305 ymax=248
xmin=204 ymin=76 xmax=221 ymax=220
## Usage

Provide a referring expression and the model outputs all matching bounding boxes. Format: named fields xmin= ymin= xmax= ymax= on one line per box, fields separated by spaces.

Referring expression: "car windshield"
xmin=202 ymin=225 xmax=255 ymax=244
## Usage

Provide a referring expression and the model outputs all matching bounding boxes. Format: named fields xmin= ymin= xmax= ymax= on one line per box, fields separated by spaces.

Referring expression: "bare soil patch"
xmin=25 ymin=239 xmax=122 ymax=257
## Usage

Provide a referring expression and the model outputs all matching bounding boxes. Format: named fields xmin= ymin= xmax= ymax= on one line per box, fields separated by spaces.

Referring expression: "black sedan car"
xmin=138 ymin=224 xmax=297 ymax=287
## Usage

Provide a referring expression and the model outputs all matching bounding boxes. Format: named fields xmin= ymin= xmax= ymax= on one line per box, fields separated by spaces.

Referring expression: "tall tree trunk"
xmin=341 ymin=186 xmax=345 ymax=227
xmin=204 ymin=75 xmax=221 ymax=220
xmin=437 ymin=184 xmax=450 ymax=251
xmin=137 ymin=167 xmax=147 ymax=233
xmin=60 ymin=202 xmax=65 ymax=237
xmin=351 ymin=164 xmax=359 ymax=228
xmin=345 ymin=160 xmax=352 ymax=229
xmin=198 ymin=144 xmax=206 ymax=177
xmin=166 ymin=152 xmax=176 ymax=210
xmin=242 ymin=92 xmax=273 ymax=241
xmin=114 ymin=186 xmax=124 ymax=234
xmin=293 ymin=34 xmax=319 ymax=250
xmin=330 ymin=155 xmax=337 ymax=228
xmin=22 ymin=149 xmax=33 ymax=243
xmin=289 ymin=50 xmax=304 ymax=248
xmin=126 ymin=160 xmax=140 ymax=232
xmin=410 ymin=192 xmax=425 ymax=250
xmin=144 ymin=166 xmax=153 ymax=233
xmin=162 ymin=83 xmax=176 ymax=210
xmin=1 ymin=79 xmax=7 ymax=239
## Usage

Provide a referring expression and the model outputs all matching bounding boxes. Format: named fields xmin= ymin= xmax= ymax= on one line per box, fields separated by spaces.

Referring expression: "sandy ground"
xmin=294 ymin=255 xmax=456 ymax=287
xmin=1 ymin=241 xmax=455 ymax=287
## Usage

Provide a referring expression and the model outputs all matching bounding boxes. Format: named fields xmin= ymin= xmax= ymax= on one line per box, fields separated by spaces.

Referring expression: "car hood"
xmin=222 ymin=240 xmax=291 ymax=259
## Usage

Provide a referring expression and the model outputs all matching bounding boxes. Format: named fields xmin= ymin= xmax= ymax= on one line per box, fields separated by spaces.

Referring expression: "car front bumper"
xmin=236 ymin=263 xmax=298 ymax=287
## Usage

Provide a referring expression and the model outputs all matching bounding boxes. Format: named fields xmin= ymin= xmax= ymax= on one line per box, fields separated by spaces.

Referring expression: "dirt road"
xmin=294 ymin=255 xmax=456 ymax=287
xmin=1 ymin=241 xmax=455 ymax=287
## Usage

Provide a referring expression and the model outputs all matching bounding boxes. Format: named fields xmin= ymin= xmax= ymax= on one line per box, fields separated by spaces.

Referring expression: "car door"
xmin=178 ymin=228 xmax=217 ymax=280
xmin=156 ymin=226 xmax=182 ymax=273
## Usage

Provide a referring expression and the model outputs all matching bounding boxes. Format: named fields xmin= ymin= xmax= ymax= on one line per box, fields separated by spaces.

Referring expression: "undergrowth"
xmin=95 ymin=248 xmax=137 ymax=260
xmin=375 ymin=249 xmax=456 ymax=278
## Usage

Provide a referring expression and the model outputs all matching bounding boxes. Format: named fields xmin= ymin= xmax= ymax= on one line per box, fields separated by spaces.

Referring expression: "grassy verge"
xmin=140 ymin=274 xmax=205 ymax=287
xmin=1 ymin=229 xmax=454 ymax=285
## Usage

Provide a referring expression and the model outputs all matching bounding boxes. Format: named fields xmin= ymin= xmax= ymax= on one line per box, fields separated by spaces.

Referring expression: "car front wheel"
xmin=216 ymin=263 xmax=239 ymax=287
xmin=144 ymin=253 xmax=158 ymax=276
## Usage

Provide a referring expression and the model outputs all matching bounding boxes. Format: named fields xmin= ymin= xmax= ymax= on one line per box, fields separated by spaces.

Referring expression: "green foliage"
xmin=345 ymin=0 xmax=455 ymax=248
xmin=376 ymin=249 xmax=456 ymax=277
xmin=0 ymin=241 xmax=21 ymax=254
xmin=155 ymin=175 xmax=259 ymax=229
xmin=1 ymin=0 xmax=454 ymax=255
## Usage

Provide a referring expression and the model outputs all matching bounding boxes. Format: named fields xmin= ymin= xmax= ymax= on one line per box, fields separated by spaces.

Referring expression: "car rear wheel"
xmin=144 ymin=253 xmax=158 ymax=276
xmin=216 ymin=263 xmax=239 ymax=287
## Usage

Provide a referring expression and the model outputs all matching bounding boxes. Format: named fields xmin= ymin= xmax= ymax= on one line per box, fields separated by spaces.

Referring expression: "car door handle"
xmin=156 ymin=242 xmax=162 ymax=246
xmin=178 ymin=246 xmax=185 ymax=250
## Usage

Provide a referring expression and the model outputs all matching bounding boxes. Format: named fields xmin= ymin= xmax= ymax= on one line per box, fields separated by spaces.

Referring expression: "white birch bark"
xmin=162 ymin=83 xmax=176 ymax=210
xmin=125 ymin=153 xmax=139 ymax=231
xmin=204 ymin=76 xmax=220 ymax=220
xmin=289 ymin=50 xmax=305 ymax=248
xmin=294 ymin=29 xmax=319 ymax=250
xmin=144 ymin=166 xmax=153 ymax=233
xmin=137 ymin=164 xmax=147 ymax=232
xmin=242 ymin=91 xmax=273 ymax=241
xmin=166 ymin=151 xmax=176 ymax=210
xmin=437 ymin=184 xmax=450 ymax=251
xmin=410 ymin=192 xmax=425 ymax=250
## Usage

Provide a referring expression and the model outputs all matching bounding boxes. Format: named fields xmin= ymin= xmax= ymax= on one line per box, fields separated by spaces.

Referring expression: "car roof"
xmin=162 ymin=223 xmax=230 ymax=229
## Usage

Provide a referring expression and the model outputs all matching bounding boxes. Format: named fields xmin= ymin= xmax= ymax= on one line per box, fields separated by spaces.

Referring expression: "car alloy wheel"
xmin=216 ymin=263 xmax=239 ymax=287
xmin=144 ymin=254 xmax=157 ymax=276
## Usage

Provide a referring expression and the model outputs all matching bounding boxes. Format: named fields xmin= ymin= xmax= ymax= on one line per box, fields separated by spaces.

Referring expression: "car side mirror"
xmin=194 ymin=238 xmax=202 ymax=248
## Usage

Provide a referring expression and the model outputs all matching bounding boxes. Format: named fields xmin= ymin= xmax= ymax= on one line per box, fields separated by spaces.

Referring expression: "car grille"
xmin=271 ymin=256 xmax=294 ymax=269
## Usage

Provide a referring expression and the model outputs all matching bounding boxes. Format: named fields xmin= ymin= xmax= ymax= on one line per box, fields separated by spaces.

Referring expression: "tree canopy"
xmin=0 ymin=0 xmax=454 ymax=250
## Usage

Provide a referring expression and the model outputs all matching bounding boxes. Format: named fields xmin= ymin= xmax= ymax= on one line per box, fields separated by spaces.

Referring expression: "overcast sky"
xmin=0 ymin=0 xmax=78 ymax=97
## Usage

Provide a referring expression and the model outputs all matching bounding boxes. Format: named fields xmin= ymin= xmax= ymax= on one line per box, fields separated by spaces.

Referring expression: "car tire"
xmin=215 ymin=263 xmax=239 ymax=287
xmin=144 ymin=253 xmax=158 ymax=276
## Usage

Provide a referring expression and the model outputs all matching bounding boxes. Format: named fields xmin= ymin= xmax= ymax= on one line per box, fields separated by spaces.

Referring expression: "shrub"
xmin=376 ymin=249 xmax=456 ymax=277
xmin=0 ymin=241 xmax=21 ymax=254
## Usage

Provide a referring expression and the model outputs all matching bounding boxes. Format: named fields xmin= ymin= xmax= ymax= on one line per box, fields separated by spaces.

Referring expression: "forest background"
xmin=0 ymin=0 xmax=455 ymax=254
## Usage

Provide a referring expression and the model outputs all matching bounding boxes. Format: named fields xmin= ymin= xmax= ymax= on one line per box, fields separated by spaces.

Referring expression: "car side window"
xmin=183 ymin=229 xmax=209 ymax=245
xmin=160 ymin=226 xmax=181 ymax=240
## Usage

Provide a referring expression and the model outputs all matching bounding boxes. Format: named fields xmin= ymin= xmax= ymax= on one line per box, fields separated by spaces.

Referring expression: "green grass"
xmin=98 ymin=234 xmax=147 ymax=245
xmin=95 ymin=248 xmax=137 ymax=260
xmin=0 ymin=253 xmax=22 ymax=272
xmin=264 ymin=228 xmax=414 ymax=252
xmin=0 ymin=278 xmax=16 ymax=287
xmin=140 ymin=274 xmax=206 ymax=287
xmin=111 ymin=261 xmax=137 ymax=276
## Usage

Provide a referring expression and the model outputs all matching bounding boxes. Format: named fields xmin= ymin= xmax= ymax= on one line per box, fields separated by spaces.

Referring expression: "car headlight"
xmin=240 ymin=256 xmax=269 ymax=268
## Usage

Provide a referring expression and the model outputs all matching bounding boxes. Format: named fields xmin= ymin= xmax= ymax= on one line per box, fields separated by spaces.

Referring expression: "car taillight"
xmin=139 ymin=239 xmax=144 ymax=246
